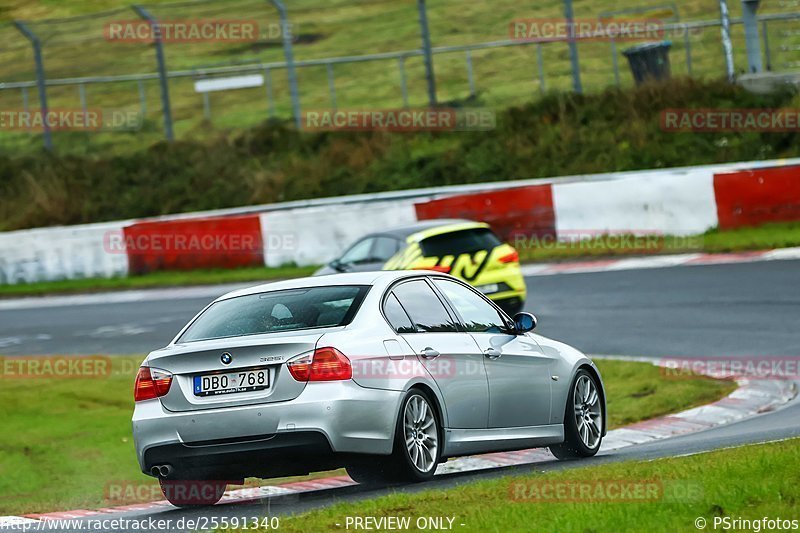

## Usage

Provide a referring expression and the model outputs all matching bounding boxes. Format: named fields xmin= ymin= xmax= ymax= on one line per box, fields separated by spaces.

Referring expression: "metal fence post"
xmin=684 ymin=30 xmax=694 ymax=76
xmin=21 ymin=87 xmax=30 ymax=113
xmin=326 ymin=63 xmax=338 ymax=110
xmin=264 ymin=68 xmax=275 ymax=117
xmin=269 ymin=0 xmax=302 ymax=129
xmin=762 ymin=20 xmax=771 ymax=71
xmin=417 ymin=0 xmax=437 ymax=106
xmin=465 ymin=50 xmax=476 ymax=97
xmin=397 ymin=57 xmax=410 ymax=108
xmin=202 ymin=93 xmax=211 ymax=120
xmin=133 ymin=5 xmax=174 ymax=141
xmin=78 ymin=83 xmax=88 ymax=123
xmin=741 ymin=0 xmax=763 ymax=73
xmin=610 ymin=40 xmax=620 ymax=87
xmin=137 ymin=80 xmax=147 ymax=117
xmin=563 ymin=0 xmax=583 ymax=94
xmin=13 ymin=21 xmax=53 ymax=152
xmin=536 ymin=43 xmax=546 ymax=94
xmin=719 ymin=0 xmax=735 ymax=81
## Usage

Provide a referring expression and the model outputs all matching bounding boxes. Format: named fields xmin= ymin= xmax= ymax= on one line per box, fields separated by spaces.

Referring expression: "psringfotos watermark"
xmin=509 ymin=479 xmax=703 ymax=503
xmin=695 ymin=516 xmax=800 ymax=531
xmin=301 ymin=109 xmax=496 ymax=132
xmin=0 ymin=356 xmax=135 ymax=379
xmin=660 ymin=357 xmax=800 ymax=380
xmin=0 ymin=109 xmax=143 ymax=132
xmin=661 ymin=109 xmax=800 ymax=133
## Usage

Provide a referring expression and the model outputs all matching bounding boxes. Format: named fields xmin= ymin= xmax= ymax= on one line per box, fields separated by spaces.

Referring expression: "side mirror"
xmin=513 ymin=312 xmax=537 ymax=333
xmin=330 ymin=259 xmax=347 ymax=273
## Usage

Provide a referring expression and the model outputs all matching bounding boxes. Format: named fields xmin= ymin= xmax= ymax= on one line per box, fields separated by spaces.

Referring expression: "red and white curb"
xmin=520 ymin=247 xmax=800 ymax=277
xmin=2 ymin=356 xmax=795 ymax=525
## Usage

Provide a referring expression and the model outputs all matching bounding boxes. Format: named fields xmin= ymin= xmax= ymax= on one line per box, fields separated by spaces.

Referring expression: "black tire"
xmin=159 ymin=479 xmax=226 ymax=508
xmin=550 ymin=369 xmax=604 ymax=460
xmin=346 ymin=389 xmax=441 ymax=485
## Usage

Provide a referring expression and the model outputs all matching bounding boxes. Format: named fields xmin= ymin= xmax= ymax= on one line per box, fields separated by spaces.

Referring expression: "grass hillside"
xmin=1 ymin=78 xmax=798 ymax=231
xmin=1 ymin=0 xmax=798 ymax=155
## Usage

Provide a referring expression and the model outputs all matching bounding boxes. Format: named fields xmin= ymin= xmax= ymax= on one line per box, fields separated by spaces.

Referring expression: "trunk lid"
xmin=148 ymin=328 xmax=336 ymax=412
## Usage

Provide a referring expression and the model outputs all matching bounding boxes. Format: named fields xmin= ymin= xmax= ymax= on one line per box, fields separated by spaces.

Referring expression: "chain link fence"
xmin=0 ymin=0 xmax=798 ymax=154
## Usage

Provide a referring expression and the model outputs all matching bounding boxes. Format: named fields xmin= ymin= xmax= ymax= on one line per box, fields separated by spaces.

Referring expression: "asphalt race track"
xmin=1 ymin=259 xmax=799 ymax=531
xmin=1 ymin=260 xmax=797 ymax=357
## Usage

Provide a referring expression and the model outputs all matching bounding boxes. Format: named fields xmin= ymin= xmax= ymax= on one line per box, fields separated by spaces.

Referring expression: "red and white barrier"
xmin=0 ymin=159 xmax=798 ymax=285
xmin=714 ymin=165 xmax=800 ymax=230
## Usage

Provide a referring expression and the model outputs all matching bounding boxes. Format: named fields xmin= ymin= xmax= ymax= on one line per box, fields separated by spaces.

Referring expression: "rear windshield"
xmin=178 ymin=285 xmax=370 ymax=343
xmin=419 ymin=228 xmax=502 ymax=257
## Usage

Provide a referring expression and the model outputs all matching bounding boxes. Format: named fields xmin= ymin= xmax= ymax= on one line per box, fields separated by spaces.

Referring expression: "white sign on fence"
xmin=194 ymin=75 xmax=265 ymax=93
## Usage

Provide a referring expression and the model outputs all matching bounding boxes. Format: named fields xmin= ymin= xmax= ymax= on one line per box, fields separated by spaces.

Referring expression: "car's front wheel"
xmin=347 ymin=389 xmax=441 ymax=484
xmin=159 ymin=479 xmax=227 ymax=508
xmin=550 ymin=369 xmax=603 ymax=460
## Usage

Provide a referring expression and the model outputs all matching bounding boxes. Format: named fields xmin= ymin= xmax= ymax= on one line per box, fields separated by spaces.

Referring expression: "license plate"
xmin=193 ymin=369 xmax=270 ymax=397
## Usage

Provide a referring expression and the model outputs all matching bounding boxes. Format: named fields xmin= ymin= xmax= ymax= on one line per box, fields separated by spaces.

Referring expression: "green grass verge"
xmin=0 ymin=358 xmax=734 ymax=515
xmin=0 ymin=265 xmax=318 ymax=298
xmin=268 ymin=438 xmax=800 ymax=532
xmin=3 ymin=221 xmax=800 ymax=298
xmin=517 ymin=221 xmax=800 ymax=262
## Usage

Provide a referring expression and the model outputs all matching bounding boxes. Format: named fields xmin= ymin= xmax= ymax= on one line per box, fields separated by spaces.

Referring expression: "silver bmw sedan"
xmin=132 ymin=271 xmax=606 ymax=507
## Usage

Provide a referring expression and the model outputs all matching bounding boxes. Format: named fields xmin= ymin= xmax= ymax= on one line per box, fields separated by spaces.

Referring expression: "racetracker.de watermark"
xmin=660 ymin=357 xmax=800 ymax=380
xmin=301 ymin=109 xmax=496 ymax=132
xmin=352 ymin=357 xmax=473 ymax=380
xmin=512 ymin=231 xmax=704 ymax=253
xmin=0 ymin=356 xmax=128 ymax=379
xmin=509 ymin=18 xmax=666 ymax=42
xmin=103 ymin=231 xmax=295 ymax=256
xmin=509 ymin=479 xmax=702 ymax=503
xmin=0 ymin=109 xmax=143 ymax=132
xmin=661 ymin=109 xmax=800 ymax=132
xmin=103 ymin=20 xmax=292 ymax=43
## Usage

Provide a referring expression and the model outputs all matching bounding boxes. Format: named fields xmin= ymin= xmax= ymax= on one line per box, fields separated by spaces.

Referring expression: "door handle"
xmin=420 ymin=347 xmax=441 ymax=359
xmin=484 ymin=348 xmax=502 ymax=360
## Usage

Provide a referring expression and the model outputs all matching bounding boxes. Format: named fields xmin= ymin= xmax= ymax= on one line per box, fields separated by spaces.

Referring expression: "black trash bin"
xmin=622 ymin=41 xmax=672 ymax=85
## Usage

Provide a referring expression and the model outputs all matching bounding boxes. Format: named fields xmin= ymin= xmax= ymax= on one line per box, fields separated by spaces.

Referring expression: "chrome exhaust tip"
xmin=151 ymin=465 xmax=173 ymax=478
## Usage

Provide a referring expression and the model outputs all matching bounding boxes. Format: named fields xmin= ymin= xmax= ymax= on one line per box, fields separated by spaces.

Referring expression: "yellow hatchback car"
xmin=315 ymin=220 xmax=527 ymax=315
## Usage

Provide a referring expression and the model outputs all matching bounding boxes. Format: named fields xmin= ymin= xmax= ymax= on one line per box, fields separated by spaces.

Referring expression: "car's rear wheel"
xmin=550 ymin=369 xmax=603 ymax=460
xmin=346 ymin=389 xmax=441 ymax=485
xmin=159 ymin=479 xmax=227 ymax=508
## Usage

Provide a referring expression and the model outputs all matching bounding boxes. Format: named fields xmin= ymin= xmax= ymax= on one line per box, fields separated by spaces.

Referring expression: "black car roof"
xmin=374 ymin=219 xmax=473 ymax=239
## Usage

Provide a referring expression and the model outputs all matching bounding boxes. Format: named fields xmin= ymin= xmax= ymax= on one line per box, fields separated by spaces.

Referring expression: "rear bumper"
xmin=133 ymin=380 xmax=403 ymax=478
xmin=143 ymin=431 xmax=337 ymax=480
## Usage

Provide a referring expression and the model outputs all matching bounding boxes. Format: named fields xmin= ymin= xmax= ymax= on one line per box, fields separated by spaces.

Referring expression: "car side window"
xmin=372 ymin=237 xmax=403 ymax=262
xmin=392 ymin=280 xmax=458 ymax=333
xmin=383 ymin=292 xmax=416 ymax=334
xmin=433 ymin=279 xmax=507 ymax=333
xmin=339 ymin=238 xmax=376 ymax=264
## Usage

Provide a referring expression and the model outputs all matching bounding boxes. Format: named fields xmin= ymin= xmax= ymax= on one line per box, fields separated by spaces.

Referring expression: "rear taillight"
xmin=499 ymin=250 xmax=519 ymax=264
xmin=134 ymin=366 xmax=173 ymax=402
xmin=287 ymin=347 xmax=352 ymax=382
